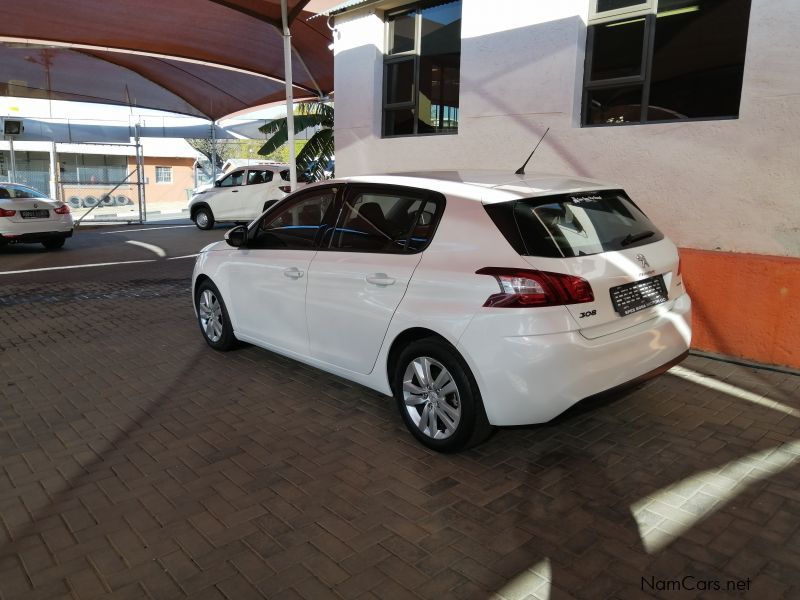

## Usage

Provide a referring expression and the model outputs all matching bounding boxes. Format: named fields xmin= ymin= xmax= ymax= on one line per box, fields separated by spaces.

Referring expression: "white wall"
xmin=333 ymin=0 xmax=800 ymax=257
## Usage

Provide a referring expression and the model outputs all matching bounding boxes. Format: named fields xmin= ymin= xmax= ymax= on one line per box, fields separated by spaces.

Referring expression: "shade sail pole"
xmin=281 ymin=0 xmax=297 ymax=191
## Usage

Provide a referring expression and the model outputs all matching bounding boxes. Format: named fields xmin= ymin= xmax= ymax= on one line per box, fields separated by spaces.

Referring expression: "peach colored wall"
xmin=135 ymin=157 xmax=195 ymax=207
xmin=680 ymin=248 xmax=799 ymax=369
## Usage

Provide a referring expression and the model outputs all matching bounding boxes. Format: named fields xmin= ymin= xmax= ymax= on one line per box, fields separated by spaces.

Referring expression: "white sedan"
xmin=191 ymin=171 xmax=691 ymax=452
xmin=0 ymin=183 xmax=73 ymax=249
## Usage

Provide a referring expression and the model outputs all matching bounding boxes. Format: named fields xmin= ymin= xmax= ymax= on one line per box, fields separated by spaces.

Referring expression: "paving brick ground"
xmin=1 ymin=276 xmax=799 ymax=599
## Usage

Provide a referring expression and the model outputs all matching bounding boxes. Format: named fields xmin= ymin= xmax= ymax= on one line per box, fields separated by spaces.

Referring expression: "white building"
xmin=330 ymin=0 xmax=799 ymax=368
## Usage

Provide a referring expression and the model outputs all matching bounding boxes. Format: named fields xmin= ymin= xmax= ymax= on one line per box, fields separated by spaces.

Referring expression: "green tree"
xmin=258 ymin=101 xmax=334 ymax=182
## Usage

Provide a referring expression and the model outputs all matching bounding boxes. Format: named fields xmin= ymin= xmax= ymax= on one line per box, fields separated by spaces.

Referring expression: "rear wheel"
xmin=42 ymin=238 xmax=65 ymax=250
xmin=394 ymin=338 xmax=492 ymax=452
xmin=194 ymin=207 xmax=214 ymax=230
xmin=195 ymin=281 xmax=237 ymax=350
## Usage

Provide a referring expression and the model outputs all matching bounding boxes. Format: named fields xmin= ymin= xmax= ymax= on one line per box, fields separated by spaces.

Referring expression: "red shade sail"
xmin=0 ymin=0 xmax=334 ymax=120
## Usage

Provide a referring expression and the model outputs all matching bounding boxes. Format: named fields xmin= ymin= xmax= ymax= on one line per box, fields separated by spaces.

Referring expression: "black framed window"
xmin=383 ymin=1 xmax=462 ymax=137
xmin=249 ymin=188 xmax=337 ymax=250
xmin=328 ymin=186 xmax=444 ymax=253
xmin=583 ymin=0 xmax=752 ymax=126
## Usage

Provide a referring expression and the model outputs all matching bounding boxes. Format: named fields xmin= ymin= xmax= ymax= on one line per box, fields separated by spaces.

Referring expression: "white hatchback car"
xmin=0 ymin=183 xmax=73 ymax=249
xmin=188 ymin=163 xmax=291 ymax=230
xmin=192 ymin=171 xmax=691 ymax=452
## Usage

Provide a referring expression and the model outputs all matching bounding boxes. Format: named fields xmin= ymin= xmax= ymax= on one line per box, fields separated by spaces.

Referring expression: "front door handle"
xmin=365 ymin=273 xmax=396 ymax=286
xmin=283 ymin=267 xmax=304 ymax=279
xmin=231 ymin=189 xmax=239 ymax=193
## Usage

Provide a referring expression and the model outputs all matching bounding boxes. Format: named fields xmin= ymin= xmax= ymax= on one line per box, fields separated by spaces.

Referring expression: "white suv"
xmin=191 ymin=171 xmax=691 ymax=452
xmin=188 ymin=163 xmax=291 ymax=230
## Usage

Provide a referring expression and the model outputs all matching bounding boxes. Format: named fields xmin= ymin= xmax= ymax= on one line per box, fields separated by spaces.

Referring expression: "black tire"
xmin=83 ymin=195 xmax=99 ymax=208
xmin=42 ymin=238 xmax=66 ymax=250
xmin=194 ymin=206 xmax=214 ymax=230
xmin=393 ymin=337 xmax=492 ymax=452
xmin=101 ymin=194 xmax=114 ymax=206
xmin=195 ymin=280 xmax=237 ymax=351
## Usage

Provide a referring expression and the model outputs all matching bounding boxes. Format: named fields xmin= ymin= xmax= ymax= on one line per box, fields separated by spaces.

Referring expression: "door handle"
xmin=231 ymin=189 xmax=239 ymax=193
xmin=283 ymin=267 xmax=304 ymax=279
xmin=365 ymin=273 xmax=396 ymax=286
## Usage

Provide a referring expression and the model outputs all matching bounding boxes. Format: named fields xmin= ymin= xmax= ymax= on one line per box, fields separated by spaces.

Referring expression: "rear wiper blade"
xmin=621 ymin=230 xmax=655 ymax=246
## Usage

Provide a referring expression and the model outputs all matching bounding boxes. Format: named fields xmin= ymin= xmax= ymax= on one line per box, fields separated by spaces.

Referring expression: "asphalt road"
xmin=0 ymin=219 xmax=229 ymax=285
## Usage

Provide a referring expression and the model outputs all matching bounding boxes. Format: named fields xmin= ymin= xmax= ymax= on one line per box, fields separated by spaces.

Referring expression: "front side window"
xmin=218 ymin=170 xmax=244 ymax=187
xmin=249 ymin=188 xmax=336 ymax=250
xmin=583 ymin=0 xmax=751 ymax=126
xmin=329 ymin=187 xmax=443 ymax=253
xmin=383 ymin=1 xmax=462 ymax=137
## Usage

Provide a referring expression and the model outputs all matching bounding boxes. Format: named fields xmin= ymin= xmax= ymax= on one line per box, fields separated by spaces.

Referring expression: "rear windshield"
xmin=485 ymin=189 xmax=664 ymax=258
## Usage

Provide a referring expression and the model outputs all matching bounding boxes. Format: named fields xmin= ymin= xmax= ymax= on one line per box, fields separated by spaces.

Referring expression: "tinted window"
xmin=588 ymin=18 xmax=646 ymax=81
xmin=4 ymin=185 xmax=48 ymax=199
xmin=218 ymin=171 xmax=244 ymax=187
xmin=648 ymin=0 xmax=750 ymax=121
xmin=486 ymin=190 xmax=664 ymax=258
xmin=280 ymin=170 xmax=290 ymax=181
xmin=383 ymin=1 xmax=461 ymax=137
xmin=247 ymin=169 xmax=273 ymax=185
xmin=330 ymin=190 xmax=442 ymax=253
xmin=583 ymin=0 xmax=751 ymax=126
xmin=597 ymin=0 xmax=647 ymax=11
xmin=250 ymin=189 xmax=336 ymax=250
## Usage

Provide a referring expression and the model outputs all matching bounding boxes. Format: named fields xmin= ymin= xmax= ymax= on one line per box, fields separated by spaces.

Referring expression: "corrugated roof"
xmin=313 ymin=0 xmax=378 ymax=17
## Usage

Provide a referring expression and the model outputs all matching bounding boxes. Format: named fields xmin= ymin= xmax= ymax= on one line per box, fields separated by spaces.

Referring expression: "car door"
xmin=211 ymin=169 xmax=245 ymax=219
xmin=223 ymin=186 xmax=339 ymax=356
xmin=240 ymin=167 xmax=276 ymax=219
xmin=306 ymin=184 xmax=444 ymax=374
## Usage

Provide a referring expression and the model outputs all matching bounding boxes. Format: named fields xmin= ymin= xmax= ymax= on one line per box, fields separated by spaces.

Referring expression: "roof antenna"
xmin=515 ymin=127 xmax=550 ymax=175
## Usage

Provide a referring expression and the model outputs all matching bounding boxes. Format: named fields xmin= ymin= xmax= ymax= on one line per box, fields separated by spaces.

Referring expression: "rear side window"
xmin=247 ymin=169 xmax=274 ymax=185
xmin=328 ymin=187 xmax=443 ymax=253
xmin=486 ymin=189 xmax=664 ymax=258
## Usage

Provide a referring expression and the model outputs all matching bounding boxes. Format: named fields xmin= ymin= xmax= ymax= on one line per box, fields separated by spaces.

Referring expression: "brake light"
xmin=278 ymin=185 xmax=292 ymax=193
xmin=54 ymin=204 xmax=70 ymax=215
xmin=0 ymin=208 xmax=16 ymax=217
xmin=476 ymin=267 xmax=594 ymax=307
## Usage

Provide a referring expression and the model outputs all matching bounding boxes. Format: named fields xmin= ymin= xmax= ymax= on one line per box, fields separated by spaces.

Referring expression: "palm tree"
xmin=258 ymin=101 xmax=334 ymax=182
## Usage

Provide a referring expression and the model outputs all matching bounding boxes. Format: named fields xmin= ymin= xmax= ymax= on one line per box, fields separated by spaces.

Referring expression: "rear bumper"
xmin=458 ymin=293 xmax=692 ymax=426
xmin=1 ymin=230 xmax=73 ymax=244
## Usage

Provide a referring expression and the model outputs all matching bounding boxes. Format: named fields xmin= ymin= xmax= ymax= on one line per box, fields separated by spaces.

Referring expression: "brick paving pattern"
xmin=1 ymin=278 xmax=799 ymax=599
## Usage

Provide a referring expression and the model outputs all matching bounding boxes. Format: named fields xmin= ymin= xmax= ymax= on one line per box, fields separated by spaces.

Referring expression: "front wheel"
xmin=393 ymin=338 xmax=492 ymax=452
xmin=195 ymin=281 xmax=237 ymax=350
xmin=194 ymin=207 xmax=214 ymax=230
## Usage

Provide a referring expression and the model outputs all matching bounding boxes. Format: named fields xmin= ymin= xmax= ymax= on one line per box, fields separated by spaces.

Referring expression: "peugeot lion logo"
xmin=635 ymin=254 xmax=650 ymax=269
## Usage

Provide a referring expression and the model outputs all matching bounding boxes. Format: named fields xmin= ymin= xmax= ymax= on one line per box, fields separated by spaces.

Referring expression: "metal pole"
xmin=281 ymin=0 xmax=297 ymax=191
xmin=135 ymin=124 xmax=145 ymax=224
xmin=8 ymin=138 xmax=17 ymax=183
xmin=49 ymin=141 xmax=58 ymax=200
xmin=211 ymin=123 xmax=217 ymax=182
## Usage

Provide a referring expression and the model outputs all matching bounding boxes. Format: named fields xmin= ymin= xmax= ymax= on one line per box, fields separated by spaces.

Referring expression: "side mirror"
xmin=225 ymin=225 xmax=248 ymax=248
xmin=214 ymin=180 xmax=221 ymax=187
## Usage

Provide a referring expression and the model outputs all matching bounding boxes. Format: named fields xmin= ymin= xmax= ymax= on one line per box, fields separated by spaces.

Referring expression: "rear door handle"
xmin=365 ymin=273 xmax=396 ymax=286
xmin=283 ymin=267 xmax=304 ymax=279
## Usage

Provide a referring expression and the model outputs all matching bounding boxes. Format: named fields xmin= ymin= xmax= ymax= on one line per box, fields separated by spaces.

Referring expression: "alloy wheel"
xmin=402 ymin=356 xmax=462 ymax=440
xmin=196 ymin=211 xmax=209 ymax=228
xmin=198 ymin=289 xmax=224 ymax=342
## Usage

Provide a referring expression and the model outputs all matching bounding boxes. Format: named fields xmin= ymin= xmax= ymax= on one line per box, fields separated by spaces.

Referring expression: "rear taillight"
xmin=54 ymin=204 xmax=70 ymax=215
xmin=0 ymin=208 xmax=16 ymax=217
xmin=476 ymin=267 xmax=594 ymax=307
xmin=278 ymin=185 xmax=291 ymax=193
